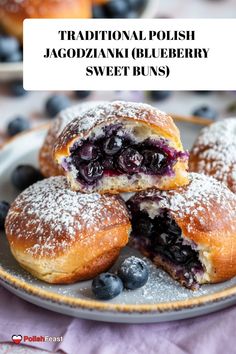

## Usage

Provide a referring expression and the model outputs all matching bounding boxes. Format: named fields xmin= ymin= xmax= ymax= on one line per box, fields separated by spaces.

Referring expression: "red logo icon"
xmin=12 ymin=335 xmax=22 ymax=344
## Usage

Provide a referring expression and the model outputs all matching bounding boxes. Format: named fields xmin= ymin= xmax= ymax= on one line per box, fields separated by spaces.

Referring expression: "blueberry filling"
xmin=67 ymin=125 xmax=187 ymax=186
xmin=129 ymin=208 xmax=203 ymax=289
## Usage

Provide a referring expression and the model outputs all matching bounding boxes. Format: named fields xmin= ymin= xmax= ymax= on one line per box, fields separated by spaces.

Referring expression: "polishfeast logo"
xmin=12 ymin=334 xmax=63 ymax=345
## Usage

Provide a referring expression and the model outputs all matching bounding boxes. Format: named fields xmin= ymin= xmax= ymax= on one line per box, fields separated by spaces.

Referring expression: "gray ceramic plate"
xmin=1 ymin=121 xmax=236 ymax=324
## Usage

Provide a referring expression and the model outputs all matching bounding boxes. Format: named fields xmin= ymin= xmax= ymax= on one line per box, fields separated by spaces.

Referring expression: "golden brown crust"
xmin=53 ymin=101 xmax=188 ymax=194
xmin=189 ymin=118 xmax=236 ymax=193
xmin=54 ymin=101 xmax=182 ymax=160
xmin=39 ymin=119 xmax=64 ymax=178
xmin=129 ymin=173 xmax=236 ymax=285
xmin=39 ymin=102 xmax=105 ymax=178
xmin=0 ymin=0 xmax=91 ymax=41
xmin=5 ymin=176 xmax=131 ymax=284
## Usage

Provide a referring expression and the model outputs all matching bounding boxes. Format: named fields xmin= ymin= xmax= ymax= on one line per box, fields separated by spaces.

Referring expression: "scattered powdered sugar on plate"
xmin=1 ymin=234 xmax=235 ymax=305
xmin=120 ymin=258 xmax=209 ymax=304
xmin=191 ymin=118 xmax=236 ymax=192
xmin=6 ymin=176 xmax=129 ymax=257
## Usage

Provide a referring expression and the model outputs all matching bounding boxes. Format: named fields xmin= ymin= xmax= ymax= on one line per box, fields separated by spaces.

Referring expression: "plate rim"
xmin=2 ymin=121 xmax=234 ymax=315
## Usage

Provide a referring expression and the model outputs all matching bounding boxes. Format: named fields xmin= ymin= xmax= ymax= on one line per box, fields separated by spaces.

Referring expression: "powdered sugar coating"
xmin=119 ymin=256 xmax=148 ymax=278
xmin=54 ymin=101 xmax=179 ymax=156
xmin=46 ymin=101 xmax=106 ymax=146
xmin=39 ymin=101 xmax=105 ymax=177
xmin=6 ymin=176 xmax=130 ymax=258
xmin=130 ymin=173 xmax=236 ymax=234
xmin=190 ymin=118 xmax=236 ymax=193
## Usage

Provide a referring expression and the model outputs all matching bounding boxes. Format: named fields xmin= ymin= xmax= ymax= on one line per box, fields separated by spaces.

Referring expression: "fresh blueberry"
xmin=11 ymin=165 xmax=43 ymax=191
xmin=79 ymin=161 xmax=104 ymax=183
xmin=0 ymin=201 xmax=10 ymax=230
xmin=149 ymin=91 xmax=172 ymax=101
xmin=103 ymin=136 xmax=123 ymax=156
xmin=9 ymin=80 xmax=27 ymax=97
xmin=78 ymin=143 xmax=100 ymax=161
xmin=45 ymin=95 xmax=71 ymax=118
xmin=105 ymin=0 xmax=130 ymax=18
xmin=3 ymin=49 xmax=22 ymax=63
xmin=74 ymin=91 xmax=92 ymax=99
xmin=192 ymin=105 xmax=217 ymax=120
xmin=118 ymin=256 xmax=149 ymax=290
xmin=92 ymin=5 xmax=106 ymax=18
xmin=194 ymin=91 xmax=212 ymax=95
xmin=126 ymin=11 xmax=139 ymax=18
xmin=127 ymin=0 xmax=146 ymax=11
xmin=0 ymin=35 xmax=19 ymax=61
xmin=118 ymin=147 xmax=143 ymax=173
xmin=7 ymin=116 xmax=30 ymax=136
xmin=92 ymin=273 xmax=123 ymax=300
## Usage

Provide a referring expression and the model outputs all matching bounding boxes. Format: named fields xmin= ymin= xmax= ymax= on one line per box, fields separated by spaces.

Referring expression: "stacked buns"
xmin=5 ymin=102 xmax=236 ymax=290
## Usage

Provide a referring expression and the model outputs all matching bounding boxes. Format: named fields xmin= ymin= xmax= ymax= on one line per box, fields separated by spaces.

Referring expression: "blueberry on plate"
xmin=7 ymin=116 xmax=30 ymax=137
xmin=0 ymin=201 xmax=10 ymax=230
xmin=9 ymin=80 xmax=27 ymax=97
xmin=92 ymin=273 xmax=123 ymax=300
xmin=74 ymin=91 xmax=92 ymax=99
xmin=149 ymin=91 xmax=172 ymax=101
xmin=192 ymin=105 xmax=217 ymax=120
xmin=45 ymin=95 xmax=71 ymax=118
xmin=11 ymin=165 xmax=43 ymax=191
xmin=105 ymin=0 xmax=131 ymax=18
xmin=193 ymin=91 xmax=212 ymax=95
xmin=0 ymin=35 xmax=19 ymax=61
xmin=126 ymin=11 xmax=139 ymax=18
xmin=118 ymin=256 xmax=149 ymax=290
xmin=92 ymin=5 xmax=106 ymax=18
xmin=127 ymin=0 xmax=146 ymax=11
xmin=3 ymin=49 xmax=22 ymax=63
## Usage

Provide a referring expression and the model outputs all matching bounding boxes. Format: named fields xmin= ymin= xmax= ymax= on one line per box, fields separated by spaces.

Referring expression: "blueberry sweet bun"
xmin=127 ymin=173 xmax=236 ymax=290
xmin=39 ymin=101 xmax=106 ymax=178
xmin=0 ymin=0 xmax=91 ymax=41
xmin=53 ymin=101 xmax=189 ymax=194
xmin=189 ymin=118 xmax=236 ymax=193
xmin=5 ymin=176 xmax=130 ymax=284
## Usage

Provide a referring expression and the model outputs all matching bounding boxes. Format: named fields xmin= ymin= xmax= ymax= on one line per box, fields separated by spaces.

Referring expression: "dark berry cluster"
xmin=70 ymin=126 xmax=183 ymax=186
xmin=128 ymin=206 xmax=203 ymax=282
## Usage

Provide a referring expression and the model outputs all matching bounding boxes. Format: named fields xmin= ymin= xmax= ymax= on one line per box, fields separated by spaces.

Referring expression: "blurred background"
xmin=0 ymin=0 xmax=235 ymax=146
